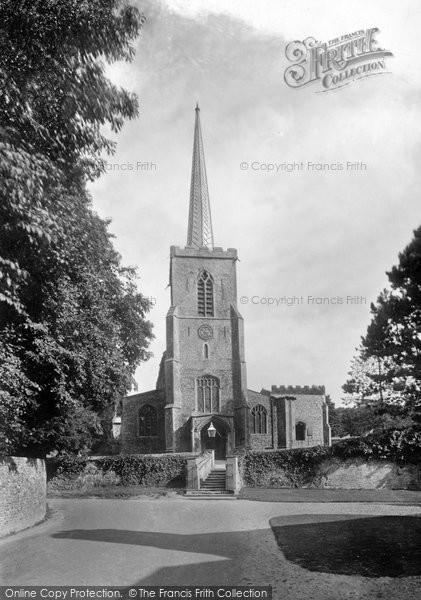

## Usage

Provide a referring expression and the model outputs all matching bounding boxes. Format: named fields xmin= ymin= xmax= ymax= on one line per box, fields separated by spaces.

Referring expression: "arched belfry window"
xmin=138 ymin=404 xmax=157 ymax=436
xmin=295 ymin=421 xmax=306 ymax=441
xmin=197 ymin=376 xmax=219 ymax=413
xmin=197 ymin=270 xmax=214 ymax=316
xmin=251 ymin=405 xmax=267 ymax=434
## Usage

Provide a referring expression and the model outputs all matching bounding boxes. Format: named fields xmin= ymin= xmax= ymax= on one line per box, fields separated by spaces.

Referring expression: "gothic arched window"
xmin=251 ymin=405 xmax=267 ymax=434
xmin=138 ymin=404 xmax=157 ymax=437
xmin=197 ymin=376 xmax=219 ymax=413
xmin=295 ymin=421 xmax=306 ymax=441
xmin=197 ymin=270 xmax=214 ymax=316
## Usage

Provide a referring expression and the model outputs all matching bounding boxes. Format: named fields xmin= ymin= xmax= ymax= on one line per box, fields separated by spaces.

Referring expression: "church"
xmin=120 ymin=105 xmax=331 ymax=458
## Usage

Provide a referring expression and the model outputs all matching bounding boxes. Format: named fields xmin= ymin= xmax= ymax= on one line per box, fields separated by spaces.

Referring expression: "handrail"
xmin=186 ymin=450 xmax=214 ymax=490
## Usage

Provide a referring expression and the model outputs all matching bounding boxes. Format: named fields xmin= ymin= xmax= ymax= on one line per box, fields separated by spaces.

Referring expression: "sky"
xmin=89 ymin=0 xmax=421 ymax=405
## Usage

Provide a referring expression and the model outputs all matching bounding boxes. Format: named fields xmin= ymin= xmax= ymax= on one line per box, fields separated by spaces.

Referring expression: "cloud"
xmin=89 ymin=1 xmax=421 ymax=403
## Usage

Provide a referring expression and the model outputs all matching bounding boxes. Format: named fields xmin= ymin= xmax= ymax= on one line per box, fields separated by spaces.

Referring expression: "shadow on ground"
xmin=51 ymin=527 xmax=269 ymax=585
xmin=52 ymin=528 xmax=236 ymax=556
xmin=270 ymin=514 xmax=421 ymax=578
xmin=51 ymin=514 xmax=421 ymax=582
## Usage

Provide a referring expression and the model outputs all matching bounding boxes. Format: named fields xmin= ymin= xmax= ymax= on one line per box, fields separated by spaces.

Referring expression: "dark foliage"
xmin=242 ymin=428 xmax=421 ymax=487
xmin=0 ymin=1 xmax=153 ymax=456
xmin=345 ymin=225 xmax=421 ymax=423
xmin=49 ymin=454 xmax=187 ymax=487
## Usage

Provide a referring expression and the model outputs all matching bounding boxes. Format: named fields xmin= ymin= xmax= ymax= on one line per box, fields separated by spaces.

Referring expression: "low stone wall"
xmin=0 ymin=457 xmax=46 ymax=537
xmin=243 ymin=456 xmax=421 ymax=490
xmin=317 ymin=458 xmax=420 ymax=490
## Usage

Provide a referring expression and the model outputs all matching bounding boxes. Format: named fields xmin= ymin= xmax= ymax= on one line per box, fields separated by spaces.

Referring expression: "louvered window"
xmin=197 ymin=271 xmax=214 ymax=316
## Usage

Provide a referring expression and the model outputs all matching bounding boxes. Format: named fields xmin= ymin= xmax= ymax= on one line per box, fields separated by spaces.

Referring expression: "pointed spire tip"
xmin=187 ymin=104 xmax=214 ymax=249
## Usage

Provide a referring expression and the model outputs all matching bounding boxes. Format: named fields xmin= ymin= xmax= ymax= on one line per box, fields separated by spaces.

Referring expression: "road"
xmin=1 ymin=497 xmax=421 ymax=600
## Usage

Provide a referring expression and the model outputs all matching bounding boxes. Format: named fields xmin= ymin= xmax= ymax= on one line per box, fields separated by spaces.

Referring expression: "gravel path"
xmin=1 ymin=497 xmax=420 ymax=600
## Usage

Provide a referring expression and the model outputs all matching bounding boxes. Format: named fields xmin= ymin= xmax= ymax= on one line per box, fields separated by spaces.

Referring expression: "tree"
xmin=343 ymin=225 xmax=421 ymax=426
xmin=0 ymin=0 xmax=143 ymax=310
xmin=326 ymin=395 xmax=383 ymax=437
xmin=342 ymin=349 xmax=402 ymax=406
xmin=0 ymin=1 xmax=153 ymax=456
xmin=325 ymin=395 xmax=345 ymax=437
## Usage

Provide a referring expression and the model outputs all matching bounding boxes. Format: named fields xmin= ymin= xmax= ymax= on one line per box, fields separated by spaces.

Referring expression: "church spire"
xmin=187 ymin=103 xmax=214 ymax=249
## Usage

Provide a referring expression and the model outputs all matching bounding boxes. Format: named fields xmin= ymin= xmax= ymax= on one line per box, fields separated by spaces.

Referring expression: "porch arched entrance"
xmin=200 ymin=421 xmax=227 ymax=459
xmin=192 ymin=415 xmax=234 ymax=459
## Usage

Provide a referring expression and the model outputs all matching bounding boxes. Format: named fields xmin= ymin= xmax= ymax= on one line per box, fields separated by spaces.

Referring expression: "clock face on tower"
xmin=198 ymin=324 xmax=213 ymax=340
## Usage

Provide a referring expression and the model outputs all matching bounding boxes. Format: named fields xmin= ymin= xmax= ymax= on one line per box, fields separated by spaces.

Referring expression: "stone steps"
xmin=200 ymin=470 xmax=226 ymax=491
xmin=184 ymin=490 xmax=236 ymax=499
xmin=185 ymin=469 xmax=227 ymax=495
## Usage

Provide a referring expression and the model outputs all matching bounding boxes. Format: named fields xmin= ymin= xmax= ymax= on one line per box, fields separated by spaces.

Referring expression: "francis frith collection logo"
xmin=284 ymin=28 xmax=393 ymax=92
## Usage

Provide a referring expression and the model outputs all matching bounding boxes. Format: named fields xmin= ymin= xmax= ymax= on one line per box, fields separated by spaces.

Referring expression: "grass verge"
xmin=47 ymin=485 xmax=185 ymax=499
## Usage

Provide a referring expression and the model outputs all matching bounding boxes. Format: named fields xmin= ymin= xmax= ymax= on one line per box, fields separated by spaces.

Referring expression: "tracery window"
xmin=197 ymin=376 xmax=219 ymax=413
xmin=138 ymin=404 xmax=157 ymax=436
xmin=197 ymin=270 xmax=214 ymax=316
xmin=251 ymin=404 xmax=267 ymax=434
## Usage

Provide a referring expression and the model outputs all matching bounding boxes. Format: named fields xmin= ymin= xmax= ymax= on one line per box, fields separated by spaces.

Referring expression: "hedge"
xmin=48 ymin=454 xmax=187 ymax=487
xmin=242 ymin=427 xmax=421 ymax=487
xmin=47 ymin=428 xmax=421 ymax=489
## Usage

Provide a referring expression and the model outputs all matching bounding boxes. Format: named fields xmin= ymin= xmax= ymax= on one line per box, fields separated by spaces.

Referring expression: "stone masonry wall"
xmin=265 ymin=386 xmax=329 ymax=449
xmin=121 ymin=390 xmax=166 ymax=454
xmin=243 ymin=454 xmax=421 ymax=490
xmin=0 ymin=457 xmax=46 ymax=537
xmin=248 ymin=389 xmax=272 ymax=450
xmin=292 ymin=394 xmax=325 ymax=447
xmin=318 ymin=458 xmax=421 ymax=490
xmin=165 ymin=246 xmax=245 ymax=452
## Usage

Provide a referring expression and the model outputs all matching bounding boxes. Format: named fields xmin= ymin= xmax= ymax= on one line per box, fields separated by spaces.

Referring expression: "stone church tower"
xmin=120 ymin=106 xmax=330 ymax=456
xmin=163 ymin=104 xmax=249 ymax=457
